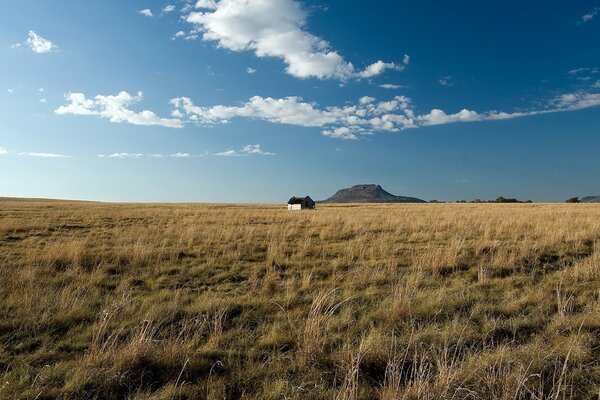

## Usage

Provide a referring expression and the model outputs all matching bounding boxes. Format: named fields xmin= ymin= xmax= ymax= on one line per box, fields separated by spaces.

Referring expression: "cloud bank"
xmin=57 ymin=89 xmax=600 ymax=139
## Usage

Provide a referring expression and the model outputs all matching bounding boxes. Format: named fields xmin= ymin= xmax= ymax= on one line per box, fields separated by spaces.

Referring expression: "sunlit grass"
xmin=0 ymin=199 xmax=599 ymax=399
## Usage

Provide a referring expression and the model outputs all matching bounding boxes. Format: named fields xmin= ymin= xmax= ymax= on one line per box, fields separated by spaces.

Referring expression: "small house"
xmin=287 ymin=196 xmax=316 ymax=210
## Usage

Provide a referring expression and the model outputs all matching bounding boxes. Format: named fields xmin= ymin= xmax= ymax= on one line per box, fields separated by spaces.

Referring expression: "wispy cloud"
xmin=0 ymin=148 xmax=7 ymax=156
xmin=580 ymin=7 xmax=599 ymax=24
xmin=379 ymin=84 xmax=403 ymax=90
xmin=98 ymin=153 xmax=144 ymax=159
xmin=183 ymin=0 xmax=406 ymax=80
xmin=246 ymin=67 xmax=257 ymax=74
xmin=215 ymin=144 xmax=275 ymax=157
xmin=13 ymin=31 xmax=57 ymax=53
xmin=568 ymin=67 xmax=599 ymax=75
xmin=98 ymin=152 xmax=194 ymax=159
xmin=139 ymin=9 xmax=153 ymax=17
xmin=438 ymin=76 xmax=454 ymax=86
xmin=6 ymin=89 xmax=14 ymax=94
xmin=19 ymin=152 xmax=70 ymax=158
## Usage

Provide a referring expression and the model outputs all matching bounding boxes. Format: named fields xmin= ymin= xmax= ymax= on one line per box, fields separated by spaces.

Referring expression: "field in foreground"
xmin=1 ymin=200 xmax=599 ymax=399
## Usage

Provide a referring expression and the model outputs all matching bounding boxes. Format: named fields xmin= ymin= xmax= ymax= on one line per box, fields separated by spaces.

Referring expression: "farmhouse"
xmin=287 ymin=196 xmax=316 ymax=210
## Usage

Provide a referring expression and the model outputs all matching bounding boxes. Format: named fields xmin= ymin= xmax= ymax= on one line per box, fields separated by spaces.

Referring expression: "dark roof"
xmin=287 ymin=196 xmax=313 ymax=205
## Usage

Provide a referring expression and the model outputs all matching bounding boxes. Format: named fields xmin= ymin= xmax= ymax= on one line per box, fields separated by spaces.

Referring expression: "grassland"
xmin=0 ymin=199 xmax=599 ymax=399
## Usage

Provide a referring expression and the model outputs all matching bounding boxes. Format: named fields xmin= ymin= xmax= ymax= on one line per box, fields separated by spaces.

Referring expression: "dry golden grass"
xmin=0 ymin=199 xmax=599 ymax=399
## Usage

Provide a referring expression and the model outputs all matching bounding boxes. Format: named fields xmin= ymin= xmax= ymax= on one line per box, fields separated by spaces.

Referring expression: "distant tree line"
xmin=429 ymin=197 xmax=533 ymax=203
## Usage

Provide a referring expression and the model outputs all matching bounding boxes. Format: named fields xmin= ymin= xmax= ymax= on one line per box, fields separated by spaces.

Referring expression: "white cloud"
xmin=184 ymin=0 xmax=404 ymax=80
xmin=19 ymin=152 xmax=70 ymax=158
xmin=379 ymin=84 xmax=402 ymax=90
xmin=171 ymin=152 xmax=191 ymax=158
xmin=56 ymin=91 xmax=183 ymax=128
xmin=568 ymin=67 xmax=599 ymax=75
xmin=593 ymin=80 xmax=600 ymax=88
xmin=438 ymin=76 xmax=453 ymax=86
xmin=57 ymin=88 xmax=600 ymax=140
xmin=196 ymin=0 xmax=218 ymax=9
xmin=215 ymin=144 xmax=275 ymax=156
xmin=172 ymin=30 xmax=186 ymax=40
xmin=172 ymin=89 xmax=600 ymax=138
xmin=162 ymin=5 xmax=176 ymax=13
xmin=148 ymin=153 xmax=165 ymax=158
xmin=417 ymin=108 xmax=481 ymax=125
xmin=359 ymin=96 xmax=376 ymax=105
xmin=0 ymin=148 xmax=7 ymax=156
xmin=39 ymin=98 xmax=47 ymax=103
xmin=38 ymin=88 xmax=45 ymax=93
xmin=581 ymin=7 xmax=599 ymax=24
xmin=6 ymin=89 xmax=14 ymax=94
xmin=215 ymin=149 xmax=238 ymax=157
xmin=139 ymin=9 xmax=153 ymax=17
xmin=322 ymin=127 xmax=357 ymax=140
xmin=98 ymin=153 xmax=144 ymax=159
xmin=20 ymin=31 xmax=57 ymax=53
xmin=550 ymin=92 xmax=600 ymax=110
xmin=241 ymin=144 xmax=274 ymax=155
xmin=246 ymin=67 xmax=257 ymax=74
xmin=358 ymin=61 xmax=401 ymax=78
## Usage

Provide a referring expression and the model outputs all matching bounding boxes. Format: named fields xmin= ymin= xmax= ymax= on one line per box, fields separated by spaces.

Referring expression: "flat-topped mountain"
xmin=581 ymin=196 xmax=600 ymax=203
xmin=321 ymin=184 xmax=426 ymax=203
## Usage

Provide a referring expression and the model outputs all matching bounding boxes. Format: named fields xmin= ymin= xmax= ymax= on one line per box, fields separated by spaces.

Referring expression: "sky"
xmin=1 ymin=0 xmax=599 ymax=203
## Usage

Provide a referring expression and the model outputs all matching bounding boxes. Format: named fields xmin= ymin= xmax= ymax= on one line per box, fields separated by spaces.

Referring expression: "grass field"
xmin=1 ymin=199 xmax=599 ymax=399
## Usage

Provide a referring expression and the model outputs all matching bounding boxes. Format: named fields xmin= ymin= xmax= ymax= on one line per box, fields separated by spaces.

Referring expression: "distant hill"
xmin=581 ymin=196 xmax=600 ymax=203
xmin=320 ymin=184 xmax=426 ymax=203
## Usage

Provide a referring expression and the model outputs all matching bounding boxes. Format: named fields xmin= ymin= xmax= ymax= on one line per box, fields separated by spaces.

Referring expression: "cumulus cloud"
xmin=15 ymin=31 xmax=57 ymax=53
xmin=183 ymin=0 xmax=405 ymax=80
xmin=171 ymin=152 xmax=191 ymax=158
xmin=139 ymin=9 xmax=153 ymax=17
xmin=56 ymin=91 xmax=183 ymax=128
xmin=19 ymin=152 xmax=70 ymax=158
xmin=581 ymin=7 xmax=599 ymax=24
xmin=215 ymin=144 xmax=275 ymax=156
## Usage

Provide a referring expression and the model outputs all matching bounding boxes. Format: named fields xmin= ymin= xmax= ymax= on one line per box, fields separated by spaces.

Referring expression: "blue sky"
xmin=1 ymin=0 xmax=599 ymax=202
